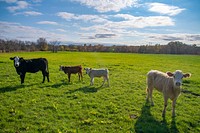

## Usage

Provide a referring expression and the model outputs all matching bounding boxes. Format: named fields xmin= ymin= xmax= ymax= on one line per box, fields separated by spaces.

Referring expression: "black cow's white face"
xmin=14 ymin=56 xmax=20 ymax=67
xmin=59 ymin=66 xmax=63 ymax=71
xmin=10 ymin=56 xmax=21 ymax=67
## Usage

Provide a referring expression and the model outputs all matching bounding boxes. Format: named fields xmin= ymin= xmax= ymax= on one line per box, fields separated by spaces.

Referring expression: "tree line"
xmin=0 ymin=38 xmax=199 ymax=55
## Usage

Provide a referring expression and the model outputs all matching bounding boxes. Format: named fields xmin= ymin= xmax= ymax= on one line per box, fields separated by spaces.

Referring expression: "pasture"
xmin=0 ymin=52 xmax=200 ymax=133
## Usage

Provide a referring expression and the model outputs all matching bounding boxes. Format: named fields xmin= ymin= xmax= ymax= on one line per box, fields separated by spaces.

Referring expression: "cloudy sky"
xmin=0 ymin=0 xmax=200 ymax=45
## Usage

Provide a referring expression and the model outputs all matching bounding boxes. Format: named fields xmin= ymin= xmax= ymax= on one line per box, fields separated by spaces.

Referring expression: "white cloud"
xmin=15 ymin=11 xmax=43 ymax=16
xmin=3 ymin=0 xmax=17 ymax=3
xmin=7 ymin=1 xmax=29 ymax=12
xmin=113 ymin=14 xmax=174 ymax=28
xmin=114 ymin=14 xmax=135 ymax=20
xmin=0 ymin=21 xmax=67 ymax=41
xmin=57 ymin=12 xmax=75 ymax=20
xmin=57 ymin=12 xmax=174 ymax=29
xmin=72 ymin=0 xmax=139 ymax=12
xmin=37 ymin=21 xmax=58 ymax=25
xmin=57 ymin=12 xmax=108 ymax=23
xmin=32 ymin=0 xmax=42 ymax=3
xmin=56 ymin=29 xmax=67 ymax=32
xmin=147 ymin=3 xmax=185 ymax=16
xmin=81 ymin=15 xmax=174 ymax=34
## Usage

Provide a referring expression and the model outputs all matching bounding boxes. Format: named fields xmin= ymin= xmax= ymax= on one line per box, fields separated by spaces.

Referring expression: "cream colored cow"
xmin=146 ymin=70 xmax=191 ymax=117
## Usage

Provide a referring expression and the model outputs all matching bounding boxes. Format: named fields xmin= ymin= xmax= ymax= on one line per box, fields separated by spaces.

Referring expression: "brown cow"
xmin=59 ymin=65 xmax=83 ymax=82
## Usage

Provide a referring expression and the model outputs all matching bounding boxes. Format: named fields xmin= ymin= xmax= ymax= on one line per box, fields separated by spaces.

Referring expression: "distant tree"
xmin=138 ymin=45 xmax=147 ymax=53
xmin=49 ymin=40 xmax=60 ymax=53
xmin=0 ymin=39 xmax=6 ymax=52
xmin=37 ymin=38 xmax=48 ymax=51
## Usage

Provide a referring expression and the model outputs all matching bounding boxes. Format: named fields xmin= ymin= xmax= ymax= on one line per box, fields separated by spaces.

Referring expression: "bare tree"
xmin=49 ymin=40 xmax=60 ymax=53
xmin=37 ymin=38 xmax=48 ymax=51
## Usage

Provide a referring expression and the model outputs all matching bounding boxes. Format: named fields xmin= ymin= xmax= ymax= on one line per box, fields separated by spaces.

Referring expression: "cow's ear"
xmin=167 ymin=71 xmax=174 ymax=77
xmin=183 ymin=73 xmax=191 ymax=78
xmin=10 ymin=57 xmax=14 ymax=60
xmin=19 ymin=57 xmax=23 ymax=60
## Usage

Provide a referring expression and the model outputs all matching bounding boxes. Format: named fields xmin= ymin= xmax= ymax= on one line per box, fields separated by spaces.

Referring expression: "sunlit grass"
xmin=0 ymin=52 xmax=200 ymax=132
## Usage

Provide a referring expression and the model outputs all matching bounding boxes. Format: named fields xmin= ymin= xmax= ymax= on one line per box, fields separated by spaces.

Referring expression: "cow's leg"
xmin=101 ymin=76 xmax=106 ymax=87
xmin=172 ymin=99 xmax=177 ymax=117
xmin=78 ymin=73 xmax=81 ymax=81
xmin=149 ymin=87 xmax=154 ymax=106
xmin=44 ymin=70 xmax=49 ymax=82
xmin=43 ymin=71 xmax=49 ymax=83
xmin=146 ymin=76 xmax=154 ymax=105
xmin=146 ymin=87 xmax=149 ymax=102
xmin=42 ymin=71 xmax=46 ymax=83
xmin=78 ymin=73 xmax=80 ymax=81
xmin=102 ymin=76 xmax=109 ymax=87
xmin=162 ymin=95 xmax=168 ymax=117
xmin=68 ymin=73 xmax=71 ymax=82
xmin=80 ymin=72 xmax=83 ymax=81
xmin=90 ymin=77 xmax=94 ymax=85
xmin=20 ymin=74 xmax=25 ymax=84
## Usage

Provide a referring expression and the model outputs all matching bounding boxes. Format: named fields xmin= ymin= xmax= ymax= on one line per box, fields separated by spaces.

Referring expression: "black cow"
xmin=10 ymin=56 xmax=50 ymax=84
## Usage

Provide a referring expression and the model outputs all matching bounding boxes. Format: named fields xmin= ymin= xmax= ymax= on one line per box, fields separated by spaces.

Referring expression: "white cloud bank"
xmin=72 ymin=0 xmax=139 ymax=12
xmin=37 ymin=21 xmax=58 ymax=25
xmin=7 ymin=1 xmax=29 ymax=12
xmin=0 ymin=21 xmax=67 ymax=41
xmin=0 ymin=21 xmax=200 ymax=45
xmin=147 ymin=3 xmax=185 ymax=16
xmin=14 ymin=11 xmax=43 ymax=16
xmin=57 ymin=12 xmax=174 ymax=29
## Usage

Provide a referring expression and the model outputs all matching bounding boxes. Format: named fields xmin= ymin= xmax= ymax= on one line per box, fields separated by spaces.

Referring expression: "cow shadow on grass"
xmin=49 ymin=80 xmax=70 ymax=88
xmin=181 ymin=89 xmax=200 ymax=97
xmin=42 ymin=80 xmax=74 ymax=89
xmin=66 ymin=86 xmax=100 ymax=94
xmin=134 ymin=101 xmax=179 ymax=133
xmin=0 ymin=84 xmax=38 ymax=93
xmin=182 ymin=80 xmax=200 ymax=97
xmin=0 ymin=85 xmax=23 ymax=93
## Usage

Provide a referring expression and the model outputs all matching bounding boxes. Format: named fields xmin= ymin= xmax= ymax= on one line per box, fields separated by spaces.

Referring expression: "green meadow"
xmin=0 ymin=52 xmax=200 ymax=133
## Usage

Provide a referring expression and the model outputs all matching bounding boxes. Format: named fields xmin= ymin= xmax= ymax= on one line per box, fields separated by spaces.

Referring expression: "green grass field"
xmin=0 ymin=52 xmax=200 ymax=133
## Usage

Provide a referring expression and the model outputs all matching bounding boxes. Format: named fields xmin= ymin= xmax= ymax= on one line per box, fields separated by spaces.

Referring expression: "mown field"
xmin=0 ymin=52 xmax=200 ymax=133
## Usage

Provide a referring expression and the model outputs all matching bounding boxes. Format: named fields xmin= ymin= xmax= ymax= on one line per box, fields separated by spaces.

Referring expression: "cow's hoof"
xmin=172 ymin=114 xmax=176 ymax=118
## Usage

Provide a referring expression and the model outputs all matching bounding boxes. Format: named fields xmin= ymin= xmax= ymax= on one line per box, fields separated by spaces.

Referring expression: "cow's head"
xmin=167 ymin=70 xmax=191 ymax=87
xmin=84 ymin=68 xmax=92 ymax=75
xmin=10 ymin=56 xmax=23 ymax=67
xmin=59 ymin=65 xmax=63 ymax=71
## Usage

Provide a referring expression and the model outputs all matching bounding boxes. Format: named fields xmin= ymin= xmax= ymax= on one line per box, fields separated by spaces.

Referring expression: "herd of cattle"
xmin=10 ymin=56 xmax=191 ymax=117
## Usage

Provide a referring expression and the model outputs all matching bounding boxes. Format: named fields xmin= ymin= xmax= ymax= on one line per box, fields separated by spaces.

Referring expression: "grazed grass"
xmin=0 ymin=52 xmax=200 ymax=132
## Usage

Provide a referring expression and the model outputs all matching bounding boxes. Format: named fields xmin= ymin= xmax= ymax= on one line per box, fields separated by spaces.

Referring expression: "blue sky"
xmin=0 ymin=0 xmax=200 ymax=45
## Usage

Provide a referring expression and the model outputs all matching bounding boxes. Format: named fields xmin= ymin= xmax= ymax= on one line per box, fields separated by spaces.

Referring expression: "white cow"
xmin=146 ymin=70 xmax=191 ymax=117
xmin=84 ymin=68 xmax=110 ymax=87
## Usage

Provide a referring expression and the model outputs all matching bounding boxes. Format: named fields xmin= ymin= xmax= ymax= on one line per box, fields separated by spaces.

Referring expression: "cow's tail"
xmin=43 ymin=58 xmax=50 ymax=82
xmin=105 ymin=68 xmax=109 ymax=73
xmin=43 ymin=58 xmax=49 ymax=73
